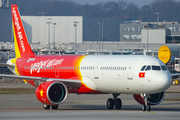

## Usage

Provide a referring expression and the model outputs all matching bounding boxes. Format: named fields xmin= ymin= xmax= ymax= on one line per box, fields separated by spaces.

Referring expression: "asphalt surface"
xmin=0 ymin=83 xmax=180 ymax=92
xmin=0 ymin=83 xmax=180 ymax=120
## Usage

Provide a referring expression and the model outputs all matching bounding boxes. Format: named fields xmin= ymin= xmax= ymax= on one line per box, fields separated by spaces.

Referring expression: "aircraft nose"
xmin=157 ymin=72 xmax=171 ymax=91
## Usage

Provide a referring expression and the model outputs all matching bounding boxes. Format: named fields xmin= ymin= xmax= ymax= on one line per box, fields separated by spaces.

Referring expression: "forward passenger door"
xmin=127 ymin=59 xmax=138 ymax=80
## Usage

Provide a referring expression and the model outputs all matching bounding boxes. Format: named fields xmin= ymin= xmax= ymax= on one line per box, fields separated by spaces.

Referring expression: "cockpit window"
xmin=141 ymin=65 xmax=168 ymax=71
xmin=140 ymin=65 xmax=146 ymax=71
xmin=161 ymin=66 xmax=167 ymax=71
xmin=145 ymin=65 xmax=151 ymax=71
xmin=152 ymin=66 xmax=161 ymax=70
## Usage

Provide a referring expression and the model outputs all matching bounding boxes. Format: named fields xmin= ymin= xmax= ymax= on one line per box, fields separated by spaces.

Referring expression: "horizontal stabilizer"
xmin=0 ymin=63 xmax=15 ymax=67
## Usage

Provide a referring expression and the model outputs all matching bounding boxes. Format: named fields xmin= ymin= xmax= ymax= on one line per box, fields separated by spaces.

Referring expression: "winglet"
xmin=11 ymin=4 xmax=34 ymax=58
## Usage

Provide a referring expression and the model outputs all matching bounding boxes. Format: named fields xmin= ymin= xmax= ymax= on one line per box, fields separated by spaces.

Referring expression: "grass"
xmin=0 ymin=88 xmax=36 ymax=94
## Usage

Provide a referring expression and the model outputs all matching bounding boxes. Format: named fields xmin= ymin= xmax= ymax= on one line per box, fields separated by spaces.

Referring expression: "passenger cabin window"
xmin=141 ymin=65 xmax=146 ymax=71
xmin=145 ymin=65 xmax=151 ymax=71
xmin=161 ymin=66 xmax=167 ymax=71
xmin=152 ymin=66 xmax=161 ymax=70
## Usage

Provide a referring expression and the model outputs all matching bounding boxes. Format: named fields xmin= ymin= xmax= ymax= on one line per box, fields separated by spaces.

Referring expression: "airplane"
xmin=0 ymin=4 xmax=172 ymax=111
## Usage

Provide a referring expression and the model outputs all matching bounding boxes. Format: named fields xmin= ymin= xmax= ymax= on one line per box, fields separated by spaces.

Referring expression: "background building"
xmin=22 ymin=16 xmax=83 ymax=44
xmin=0 ymin=8 xmax=12 ymax=43
xmin=120 ymin=22 xmax=180 ymax=44
xmin=21 ymin=16 xmax=122 ymax=43
xmin=83 ymin=17 xmax=122 ymax=42
xmin=120 ymin=23 xmax=143 ymax=42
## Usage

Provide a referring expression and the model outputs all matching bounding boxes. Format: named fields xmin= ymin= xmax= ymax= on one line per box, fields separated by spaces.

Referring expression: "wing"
xmin=171 ymin=73 xmax=180 ymax=79
xmin=0 ymin=63 xmax=14 ymax=67
xmin=0 ymin=74 xmax=81 ymax=88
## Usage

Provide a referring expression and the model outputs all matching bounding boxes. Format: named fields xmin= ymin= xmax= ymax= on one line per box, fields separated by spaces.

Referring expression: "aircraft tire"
xmin=142 ymin=104 xmax=146 ymax=111
xmin=115 ymin=98 xmax=122 ymax=109
xmin=147 ymin=104 xmax=151 ymax=111
xmin=43 ymin=104 xmax=50 ymax=109
xmin=107 ymin=98 xmax=114 ymax=109
xmin=52 ymin=105 xmax=58 ymax=109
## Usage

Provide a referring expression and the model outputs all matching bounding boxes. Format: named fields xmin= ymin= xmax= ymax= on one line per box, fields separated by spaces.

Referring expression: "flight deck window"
xmin=145 ymin=65 xmax=151 ymax=71
xmin=141 ymin=65 xmax=146 ymax=71
xmin=152 ymin=66 xmax=161 ymax=70
xmin=161 ymin=66 xmax=167 ymax=71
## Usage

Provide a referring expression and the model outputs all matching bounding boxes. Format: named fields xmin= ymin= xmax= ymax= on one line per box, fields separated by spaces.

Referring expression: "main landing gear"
xmin=141 ymin=93 xmax=151 ymax=111
xmin=107 ymin=94 xmax=122 ymax=109
xmin=43 ymin=104 xmax=59 ymax=110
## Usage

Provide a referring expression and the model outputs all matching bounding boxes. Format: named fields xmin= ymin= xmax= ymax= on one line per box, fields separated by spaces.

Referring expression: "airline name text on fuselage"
xmin=30 ymin=59 xmax=64 ymax=74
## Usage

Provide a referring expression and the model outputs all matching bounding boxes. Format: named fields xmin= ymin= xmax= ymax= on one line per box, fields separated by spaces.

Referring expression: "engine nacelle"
xmin=133 ymin=92 xmax=165 ymax=105
xmin=36 ymin=81 xmax=68 ymax=105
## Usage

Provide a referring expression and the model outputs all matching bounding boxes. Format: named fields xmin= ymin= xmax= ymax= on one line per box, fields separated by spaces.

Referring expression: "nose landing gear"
xmin=107 ymin=94 xmax=122 ymax=109
xmin=141 ymin=93 xmax=151 ymax=111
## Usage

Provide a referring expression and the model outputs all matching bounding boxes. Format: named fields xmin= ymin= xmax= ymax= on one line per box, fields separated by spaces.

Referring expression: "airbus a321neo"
xmin=0 ymin=4 xmax=172 ymax=111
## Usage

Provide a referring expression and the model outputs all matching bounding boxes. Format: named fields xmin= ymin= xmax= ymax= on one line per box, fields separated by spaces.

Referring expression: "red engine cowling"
xmin=133 ymin=92 xmax=165 ymax=105
xmin=36 ymin=81 xmax=68 ymax=105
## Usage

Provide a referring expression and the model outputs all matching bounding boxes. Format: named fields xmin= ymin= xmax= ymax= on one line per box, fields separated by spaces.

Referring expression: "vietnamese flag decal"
xmin=139 ymin=72 xmax=145 ymax=78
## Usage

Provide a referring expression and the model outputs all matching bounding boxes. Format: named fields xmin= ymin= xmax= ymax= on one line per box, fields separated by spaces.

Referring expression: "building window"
xmin=138 ymin=27 xmax=143 ymax=31
xmin=131 ymin=35 xmax=136 ymax=39
xmin=169 ymin=27 xmax=175 ymax=32
xmin=175 ymin=27 xmax=179 ymax=32
xmin=123 ymin=27 xmax=129 ymax=32
xmin=134 ymin=27 xmax=138 ymax=31
xmin=124 ymin=34 xmax=141 ymax=40
xmin=124 ymin=35 xmax=130 ymax=39
xmin=137 ymin=35 xmax=141 ymax=39
xmin=130 ymin=27 xmax=135 ymax=32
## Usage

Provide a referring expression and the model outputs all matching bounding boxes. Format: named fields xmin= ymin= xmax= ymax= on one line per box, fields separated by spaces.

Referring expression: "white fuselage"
xmin=80 ymin=55 xmax=171 ymax=94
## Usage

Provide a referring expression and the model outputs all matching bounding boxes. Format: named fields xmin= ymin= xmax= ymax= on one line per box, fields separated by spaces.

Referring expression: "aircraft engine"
xmin=133 ymin=92 xmax=165 ymax=105
xmin=36 ymin=81 xmax=68 ymax=105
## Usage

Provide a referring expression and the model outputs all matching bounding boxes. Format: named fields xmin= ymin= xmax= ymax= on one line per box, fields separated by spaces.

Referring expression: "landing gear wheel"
xmin=115 ymin=98 xmax=122 ymax=109
xmin=147 ymin=104 xmax=151 ymax=111
xmin=43 ymin=104 xmax=50 ymax=110
xmin=142 ymin=104 xmax=146 ymax=111
xmin=107 ymin=98 xmax=114 ymax=109
xmin=52 ymin=105 xmax=58 ymax=109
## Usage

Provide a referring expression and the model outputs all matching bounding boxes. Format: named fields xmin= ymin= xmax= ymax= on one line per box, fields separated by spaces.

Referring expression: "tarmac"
xmin=0 ymin=83 xmax=180 ymax=120
xmin=0 ymin=93 xmax=180 ymax=120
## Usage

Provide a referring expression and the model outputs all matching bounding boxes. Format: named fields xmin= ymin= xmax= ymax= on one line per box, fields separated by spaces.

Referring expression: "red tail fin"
xmin=11 ymin=4 xmax=34 ymax=58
